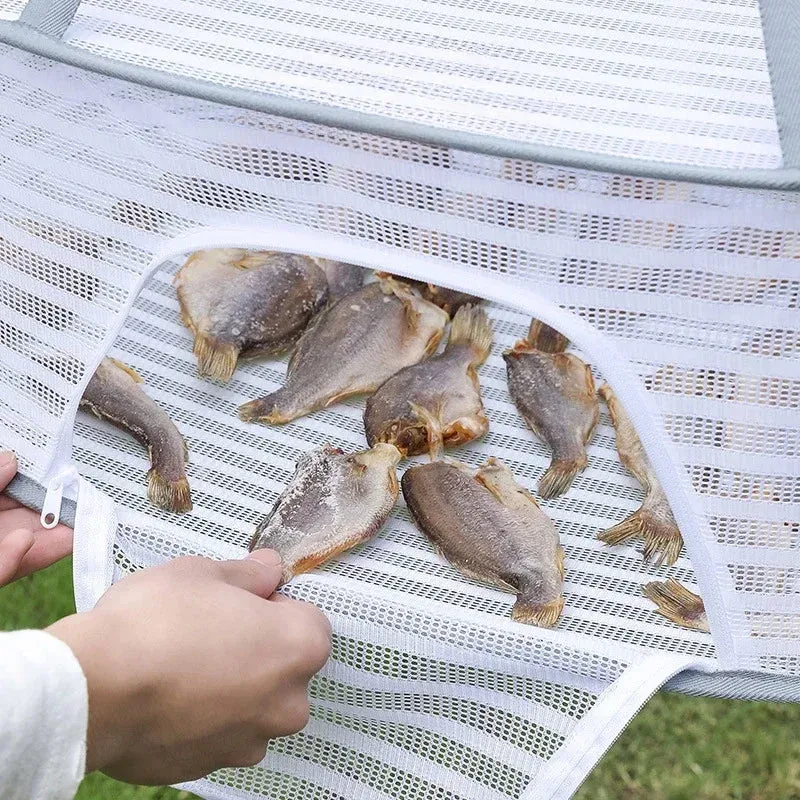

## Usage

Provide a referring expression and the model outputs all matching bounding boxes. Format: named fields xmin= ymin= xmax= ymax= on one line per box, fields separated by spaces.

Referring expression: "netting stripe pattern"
xmin=56 ymin=0 xmax=783 ymax=170
xmin=2 ymin=41 xmax=800 ymax=799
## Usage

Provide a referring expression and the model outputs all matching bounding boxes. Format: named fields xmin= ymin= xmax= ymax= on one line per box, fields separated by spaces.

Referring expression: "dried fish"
xmin=598 ymin=384 xmax=683 ymax=565
xmin=364 ymin=304 xmax=492 ymax=457
xmin=402 ymin=458 xmax=565 ymax=627
xmin=313 ymin=258 xmax=364 ymax=301
xmin=250 ymin=443 xmax=401 ymax=583
xmin=504 ymin=319 xmax=598 ymax=498
xmin=239 ymin=275 xmax=448 ymax=424
xmin=175 ymin=249 xmax=328 ymax=382
xmin=80 ymin=358 xmax=191 ymax=512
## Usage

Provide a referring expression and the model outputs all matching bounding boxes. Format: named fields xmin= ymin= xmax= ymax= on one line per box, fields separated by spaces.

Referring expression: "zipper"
xmin=40 ymin=463 xmax=79 ymax=529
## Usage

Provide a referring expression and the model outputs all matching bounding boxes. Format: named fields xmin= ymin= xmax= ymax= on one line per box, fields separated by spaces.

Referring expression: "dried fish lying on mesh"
xmin=644 ymin=579 xmax=709 ymax=632
xmin=79 ymin=358 xmax=191 ymax=513
xmin=379 ymin=272 xmax=482 ymax=317
xmin=402 ymin=458 xmax=565 ymax=628
xmin=250 ymin=443 xmax=401 ymax=584
xmin=313 ymin=258 xmax=364 ymax=301
xmin=598 ymin=384 xmax=683 ymax=566
xmin=239 ymin=275 xmax=449 ymax=424
xmin=175 ymin=249 xmax=329 ymax=382
xmin=504 ymin=319 xmax=599 ymax=499
xmin=364 ymin=305 xmax=492 ymax=457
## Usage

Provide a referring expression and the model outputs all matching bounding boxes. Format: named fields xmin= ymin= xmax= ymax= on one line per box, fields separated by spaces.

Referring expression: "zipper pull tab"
xmin=40 ymin=465 xmax=78 ymax=529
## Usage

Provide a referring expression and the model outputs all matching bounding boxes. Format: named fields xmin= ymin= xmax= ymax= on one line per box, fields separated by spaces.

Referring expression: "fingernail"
xmin=247 ymin=549 xmax=282 ymax=567
xmin=0 ymin=451 xmax=16 ymax=468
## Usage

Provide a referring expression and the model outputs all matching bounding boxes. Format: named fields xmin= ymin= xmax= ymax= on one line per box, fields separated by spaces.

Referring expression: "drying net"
xmin=57 ymin=0 xmax=782 ymax=170
xmin=0 ymin=37 xmax=799 ymax=800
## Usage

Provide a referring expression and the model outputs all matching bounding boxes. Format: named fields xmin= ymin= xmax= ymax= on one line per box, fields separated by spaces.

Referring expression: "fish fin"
xmin=238 ymin=393 xmax=295 ymax=424
xmin=598 ymin=508 xmax=683 ymax=567
xmin=643 ymin=579 xmax=709 ymax=632
xmin=538 ymin=455 xmax=586 ymax=499
xmin=107 ymin=357 xmax=143 ymax=383
xmin=193 ymin=331 xmax=239 ymax=383
xmin=408 ymin=401 xmax=444 ymax=459
xmin=527 ymin=319 xmax=569 ymax=353
xmin=147 ymin=469 xmax=192 ymax=513
xmin=512 ymin=595 xmax=564 ymax=628
xmin=475 ymin=460 xmax=540 ymax=510
xmin=447 ymin=305 xmax=493 ymax=366
xmin=556 ymin=545 xmax=566 ymax=580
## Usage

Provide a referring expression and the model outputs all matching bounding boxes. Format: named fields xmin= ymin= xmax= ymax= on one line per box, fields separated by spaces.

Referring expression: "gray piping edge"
xmin=6 ymin=470 xmax=800 ymax=704
xmin=759 ymin=0 xmax=800 ymax=168
xmin=1 ymin=20 xmax=800 ymax=192
xmin=18 ymin=0 xmax=81 ymax=39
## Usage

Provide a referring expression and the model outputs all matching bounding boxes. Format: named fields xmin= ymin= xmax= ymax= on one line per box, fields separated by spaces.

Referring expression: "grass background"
xmin=2 ymin=557 xmax=798 ymax=800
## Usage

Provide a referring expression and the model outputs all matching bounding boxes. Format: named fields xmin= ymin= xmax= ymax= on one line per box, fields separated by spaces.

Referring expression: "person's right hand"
xmin=47 ymin=550 xmax=331 ymax=785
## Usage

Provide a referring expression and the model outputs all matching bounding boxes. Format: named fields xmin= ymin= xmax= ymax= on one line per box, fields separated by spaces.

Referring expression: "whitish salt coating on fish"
xmin=175 ymin=249 xmax=328 ymax=382
xmin=250 ymin=443 xmax=401 ymax=584
xmin=598 ymin=383 xmax=683 ymax=566
xmin=313 ymin=258 xmax=364 ymax=301
xmin=644 ymin=579 xmax=709 ymax=631
xmin=402 ymin=458 xmax=565 ymax=628
xmin=364 ymin=304 xmax=493 ymax=457
xmin=79 ymin=358 xmax=191 ymax=513
xmin=239 ymin=275 xmax=449 ymax=424
xmin=503 ymin=319 xmax=598 ymax=499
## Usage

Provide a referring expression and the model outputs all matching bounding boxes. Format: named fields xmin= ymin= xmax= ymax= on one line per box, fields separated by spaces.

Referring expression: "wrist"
xmin=47 ymin=610 xmax=137 ymax=773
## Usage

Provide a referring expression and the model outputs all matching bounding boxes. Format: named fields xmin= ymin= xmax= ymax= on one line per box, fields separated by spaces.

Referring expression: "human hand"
xmin=48 ymin=550 xmax=331 ymax=785
xmin=0 ymin=451 xmax=73 ymax=586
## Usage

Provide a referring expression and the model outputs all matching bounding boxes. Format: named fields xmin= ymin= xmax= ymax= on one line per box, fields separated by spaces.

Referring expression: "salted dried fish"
xmin=402 ymin=458 xmax=565 ymax=627
xmin=598 ymin=384 xmax=683 ymax=565
xmin=175 ymin=249 xmax=328 ymax=382
xmin=239 ymin=275 xmax=448 ymax=424
xmin=313 ymin=258 xmax=364 ymax=301
xmin=644 ymin=579 xmax=709 ymax=632
xmin=80 ymin=358 xmax=191 ymax=513
xmin=378 ymin=272 xmax=481 ymax=317
xmin=504 ymin=319 xmax=598 ymax=499
xmin=250 ymin=443 xmax=401 ymax=583
xmin=364 ymin=304 xmax=492 ymax=457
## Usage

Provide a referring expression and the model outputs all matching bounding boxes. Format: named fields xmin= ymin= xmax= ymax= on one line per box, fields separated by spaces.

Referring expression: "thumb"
xmin=0 ymin=528 xmax=35 ymax=586
xmin=213 ymin=548 xmax=284 ymax=598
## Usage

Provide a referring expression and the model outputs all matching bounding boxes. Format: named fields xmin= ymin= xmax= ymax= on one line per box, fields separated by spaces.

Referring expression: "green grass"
xmin=2 ymin=558 xmax=798 ymax=800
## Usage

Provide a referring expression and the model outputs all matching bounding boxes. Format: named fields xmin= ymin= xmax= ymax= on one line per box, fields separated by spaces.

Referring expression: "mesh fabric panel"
xmin=0 ymin=0 xmax=25 ymax=21
xmin=1 ymin=41 xmax=800 ymax=799
xmin=59 ymin=0 xmax=782 ymax=170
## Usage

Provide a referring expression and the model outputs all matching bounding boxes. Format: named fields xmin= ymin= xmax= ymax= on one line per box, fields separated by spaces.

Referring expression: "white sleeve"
xmin=0 ymin=630 xmax=88 ymax=800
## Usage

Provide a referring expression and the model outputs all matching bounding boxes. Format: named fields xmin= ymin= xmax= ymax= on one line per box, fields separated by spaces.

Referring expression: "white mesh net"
xmin=59 ymin=0 xmax=782 ymax=170
xmin=1 ymin=40 xmax=799 ymax=800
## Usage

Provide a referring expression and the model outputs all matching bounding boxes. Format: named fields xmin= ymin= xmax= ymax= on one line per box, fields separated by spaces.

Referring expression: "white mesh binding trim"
xmin=2 ymin=41 xmax=800 ymax=800
xmin=59 ymin=0 xmax=782 ymax=170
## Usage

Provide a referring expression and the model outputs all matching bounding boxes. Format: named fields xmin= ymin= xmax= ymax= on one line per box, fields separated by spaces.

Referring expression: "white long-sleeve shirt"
xmin=1 ymin=630 xmax=87 ymax=799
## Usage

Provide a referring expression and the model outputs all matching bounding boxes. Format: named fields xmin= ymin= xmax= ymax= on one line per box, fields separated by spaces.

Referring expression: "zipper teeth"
xmin=51 ymin=224 xmax=732 ymax=665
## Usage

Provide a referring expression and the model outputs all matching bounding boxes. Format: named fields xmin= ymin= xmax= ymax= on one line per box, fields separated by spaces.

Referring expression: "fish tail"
xmin=538 ymin=456 xmax=585 ymax=499
xmin=147 ymin=469 xmax=192 ymax=513
xmin=238 ymin=390 xmax=298 ymax=425
xmin=512 ymin=595 xmax=564 ymax=628
xmin=447 ymin=304 xmax=493 ymax=366
xmin=598 ymin=508 xmax=683 ymax=566
xmin=643 ymin=579 xmax=709 ymax=632
xmin=527 ymin=319 xmax=569 ymax=353
xmin=193 ymin=332 xmax=239 ymax=383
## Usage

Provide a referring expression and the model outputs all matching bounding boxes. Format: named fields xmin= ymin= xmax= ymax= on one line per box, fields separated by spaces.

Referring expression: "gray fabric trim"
xmin=759 ymin=0 xmax=800 ymax=167
xmin=1 ymin=21 xmax=799 ymax=192
xmin=18 ymin=0 xmax=81 ymax=39
xmin=6 ymin=472 xmax=76 ymax=529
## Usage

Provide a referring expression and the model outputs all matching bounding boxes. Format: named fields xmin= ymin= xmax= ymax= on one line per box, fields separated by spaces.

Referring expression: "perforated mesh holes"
xmin=61 ymin=0 xmax=781 ymax=169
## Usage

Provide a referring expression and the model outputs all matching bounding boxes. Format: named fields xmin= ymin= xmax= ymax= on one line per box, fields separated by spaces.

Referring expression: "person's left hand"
xmin=0 ymin=450 xmax=73 ymax=587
